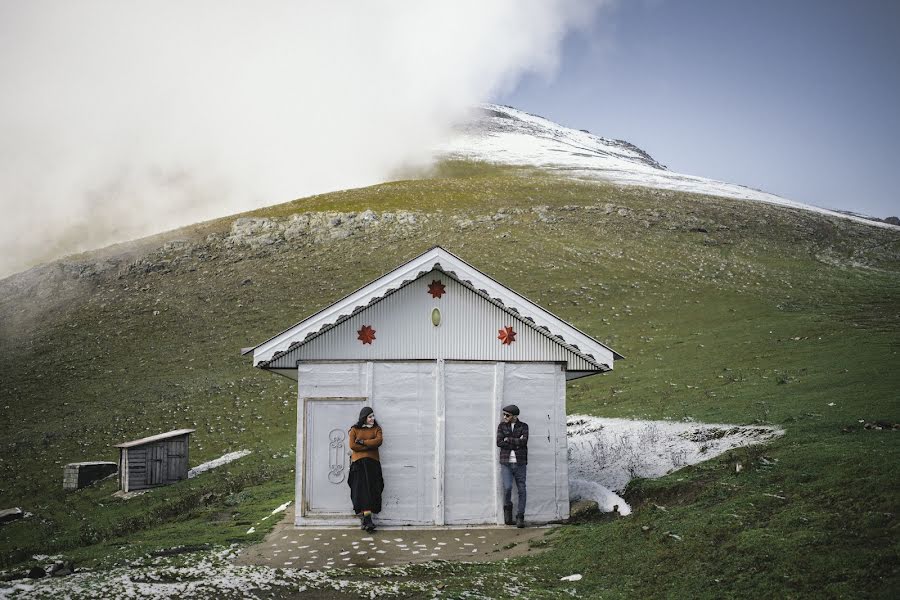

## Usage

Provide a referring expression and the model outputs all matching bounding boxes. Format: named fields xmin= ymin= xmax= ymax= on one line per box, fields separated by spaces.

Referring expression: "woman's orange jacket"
xmin=349 ymin=425 xmax=383 ymax=462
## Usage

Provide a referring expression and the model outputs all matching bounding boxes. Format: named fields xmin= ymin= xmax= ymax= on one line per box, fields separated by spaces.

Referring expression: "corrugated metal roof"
xmin=249 ymin=246 xmax=623 ymax=371
xmin=260 ymin=268 xmax=607 ymax=372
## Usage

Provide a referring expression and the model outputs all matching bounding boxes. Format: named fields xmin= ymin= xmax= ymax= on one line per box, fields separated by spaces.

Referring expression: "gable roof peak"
xmin=247 ymin=246 xmax=622 ymax=369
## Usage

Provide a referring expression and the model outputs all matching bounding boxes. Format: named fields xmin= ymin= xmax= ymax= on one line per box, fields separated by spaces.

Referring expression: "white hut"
xmin=246 ymin=247 xmax=621 ymax=526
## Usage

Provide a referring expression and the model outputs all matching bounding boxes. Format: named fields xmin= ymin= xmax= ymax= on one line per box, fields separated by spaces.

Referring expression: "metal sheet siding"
xmin=297 ymin=360 xmax=566 ymax=525
xmin=269 ymin=272 xmax=600 ymax=371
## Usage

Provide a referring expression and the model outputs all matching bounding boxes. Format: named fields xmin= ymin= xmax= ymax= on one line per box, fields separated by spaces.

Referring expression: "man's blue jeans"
xmin=501 ymin=463 xmax=527 ymax=516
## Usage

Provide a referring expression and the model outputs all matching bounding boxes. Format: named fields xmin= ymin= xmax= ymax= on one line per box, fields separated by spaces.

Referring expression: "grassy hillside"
xmin=1 ymin=161 xmax=898 ymax=598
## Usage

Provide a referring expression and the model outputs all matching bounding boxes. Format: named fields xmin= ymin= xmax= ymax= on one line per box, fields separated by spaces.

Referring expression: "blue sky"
xmin=498 ymin=0 xmax=900 ymax=218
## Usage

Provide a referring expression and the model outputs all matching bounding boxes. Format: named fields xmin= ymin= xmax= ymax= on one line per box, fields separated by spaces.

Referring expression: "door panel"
xmin=502 ymin=362 xmax=560 ymax=519
xmin=149 ymin=443 xmax=167 ymax=486
xmin=444 ymin=362 xmax=497 ymax=524
xmin=372 ymin=362 xmax=437 ymax=525
xmin=306 ymin=399 xmax=364 ymax=513
xmin=166 ymin=439 xmax=186 ymax=482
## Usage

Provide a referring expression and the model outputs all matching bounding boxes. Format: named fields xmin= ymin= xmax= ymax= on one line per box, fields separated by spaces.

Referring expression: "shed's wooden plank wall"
xmin=120 ymin=434 xmax=191 ymax=492
xmin=127 ymin=448 xmax=148 ymax=490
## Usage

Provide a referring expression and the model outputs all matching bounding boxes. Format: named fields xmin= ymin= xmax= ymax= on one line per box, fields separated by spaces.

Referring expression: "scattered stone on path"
xmin=235 ymin=525 xmax=551 ymax=571
xmin=232 ymin=504 xmax=552 ymax=571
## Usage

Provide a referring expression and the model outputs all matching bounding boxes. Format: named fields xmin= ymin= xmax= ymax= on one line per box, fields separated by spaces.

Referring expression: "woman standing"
xmin=347 ymin=406 xmax=384 ymax=532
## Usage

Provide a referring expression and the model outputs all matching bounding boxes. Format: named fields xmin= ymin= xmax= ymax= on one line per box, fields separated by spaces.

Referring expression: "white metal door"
xmin=372 ymin=362 xmax=437 ymax=525
xmin=305 ymin=399 xmax=365 ymax=513
xmin=502 ymin=362 xmax=564 ymax=520
xmin=444 ymin=362 xmax=497 ymax=524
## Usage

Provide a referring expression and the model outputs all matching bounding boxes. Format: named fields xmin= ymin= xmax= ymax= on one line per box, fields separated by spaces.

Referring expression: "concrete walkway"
xmin=234 ymin=507 xmax=552 ymax=570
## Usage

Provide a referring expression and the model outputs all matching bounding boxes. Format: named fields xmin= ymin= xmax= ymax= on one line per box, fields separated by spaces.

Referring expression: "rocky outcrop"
xmin=223 ymin=209 xmax=425 ymax=249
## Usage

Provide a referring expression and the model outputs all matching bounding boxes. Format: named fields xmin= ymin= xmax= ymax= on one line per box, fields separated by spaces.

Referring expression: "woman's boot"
xmin=516 ymin=513 xmax=525 ymax=528
xmin=363 ymin=513 xmax=376 ymax=532
xmin=503 ymin=504 xmax=514 ymax=526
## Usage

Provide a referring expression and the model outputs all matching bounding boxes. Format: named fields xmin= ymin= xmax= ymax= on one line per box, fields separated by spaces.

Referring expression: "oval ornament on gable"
xmin=431 ymin=308 xmax=441 ymax=327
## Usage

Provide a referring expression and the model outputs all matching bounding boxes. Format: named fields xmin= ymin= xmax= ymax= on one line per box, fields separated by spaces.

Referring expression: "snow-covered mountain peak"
xmin=465 ymin=104 xmax=666 ymax=171
xmin=437 ymin=104 xmax=896 ymax=229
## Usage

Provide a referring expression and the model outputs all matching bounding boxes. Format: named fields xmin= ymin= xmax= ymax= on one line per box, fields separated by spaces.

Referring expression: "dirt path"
xmin=234 ymin=506 xmax=552 ymax=570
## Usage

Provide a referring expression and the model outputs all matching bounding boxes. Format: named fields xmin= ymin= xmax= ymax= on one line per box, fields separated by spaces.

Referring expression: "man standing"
xmin=496 ymin=404 xmax=529 ymax=528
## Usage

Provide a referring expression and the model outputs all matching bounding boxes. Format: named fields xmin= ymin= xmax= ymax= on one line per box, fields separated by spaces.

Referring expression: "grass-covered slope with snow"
xmin=440 ymin=105 xmax=899 ymax=229
xmin=1 ymin=162 xmax=898 ymax=598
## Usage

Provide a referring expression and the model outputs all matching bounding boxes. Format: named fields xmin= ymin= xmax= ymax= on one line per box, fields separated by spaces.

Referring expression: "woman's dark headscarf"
xmin=353 ymin=406 xmax=379 ymax=428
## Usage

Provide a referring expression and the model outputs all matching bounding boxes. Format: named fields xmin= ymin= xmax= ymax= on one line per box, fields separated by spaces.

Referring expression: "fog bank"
xmin=0 ymin=1 xmax=607 ymax=278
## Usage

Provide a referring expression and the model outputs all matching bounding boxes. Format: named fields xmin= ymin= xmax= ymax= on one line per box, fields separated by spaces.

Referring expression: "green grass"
xmin=1 ymin=161 xmax=898 ymax=597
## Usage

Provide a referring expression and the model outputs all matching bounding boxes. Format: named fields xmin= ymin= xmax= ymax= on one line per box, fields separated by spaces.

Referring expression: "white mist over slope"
xmin=0 ymin=0 xmax=607 ymax=279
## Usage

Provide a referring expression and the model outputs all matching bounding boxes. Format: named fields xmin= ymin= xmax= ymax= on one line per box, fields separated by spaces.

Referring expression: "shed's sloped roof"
xmin=248 ymin=247 xmax=622 ymax=371
xmin=114 ymin=429 xmax=196 ymax=449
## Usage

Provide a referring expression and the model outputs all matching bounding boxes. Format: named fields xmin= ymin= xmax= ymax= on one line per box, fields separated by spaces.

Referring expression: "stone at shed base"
xmin=27 ymin=566 xmax=46 ymax=579
xmin=0 ymin=507 xmax=24 ymax=525
xmin=49 ymin=560 xmax=75 ymax=577
xmin=63 ymin=461 xmax=117 ymax=491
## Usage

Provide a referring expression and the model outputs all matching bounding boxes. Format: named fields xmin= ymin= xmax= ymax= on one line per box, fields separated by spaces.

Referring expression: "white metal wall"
xmin=294 ymin=360 xmax=568 ymax=526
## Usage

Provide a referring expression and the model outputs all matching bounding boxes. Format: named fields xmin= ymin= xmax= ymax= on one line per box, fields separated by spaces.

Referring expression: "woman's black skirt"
xmin=348 ymin=457 xmax=384 ymax=514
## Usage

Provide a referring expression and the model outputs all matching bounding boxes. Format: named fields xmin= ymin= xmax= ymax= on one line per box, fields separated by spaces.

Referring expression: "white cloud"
xmin=0 ymin=0 xmax=607 ymax=278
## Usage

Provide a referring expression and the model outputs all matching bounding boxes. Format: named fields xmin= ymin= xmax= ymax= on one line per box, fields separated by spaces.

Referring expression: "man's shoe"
xmin=516 ymin=514 xmax=525 ymax=528
xmin=503 ymin=504 xmax=514 ymax=526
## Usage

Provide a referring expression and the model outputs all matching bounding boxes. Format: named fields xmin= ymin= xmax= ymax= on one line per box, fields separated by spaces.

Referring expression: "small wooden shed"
xmin=114 ymin=429 xmax=195 ymax=492
xmin=245 ymin=247 xmax=622 ymax=526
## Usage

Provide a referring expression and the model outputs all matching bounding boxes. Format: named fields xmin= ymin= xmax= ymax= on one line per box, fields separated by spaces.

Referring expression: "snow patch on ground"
xmin=568 ymin=478 xmax=631 ymax=516
xmin=187 ymin=450 xmax=251 ymax=479
xmin=270 ymin=500 xmax=292 ymax=515
xmin=567 ymin=415 xmax=783 ymax=514
xmin=0 ymin=545 xmax=444 ymax=599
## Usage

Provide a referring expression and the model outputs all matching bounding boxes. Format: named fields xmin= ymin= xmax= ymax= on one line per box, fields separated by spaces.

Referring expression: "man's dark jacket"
xmin=496 ymin=420 xmax=529 ymax=464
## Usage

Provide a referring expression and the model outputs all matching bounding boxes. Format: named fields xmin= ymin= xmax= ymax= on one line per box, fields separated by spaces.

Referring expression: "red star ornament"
xmin=357 ymin=325 xmax=376 ymax=345
xmin=427 ymin=280 xmax=446 ymax=299
xmin=498 ymin=326 xmax=517 ymax=345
